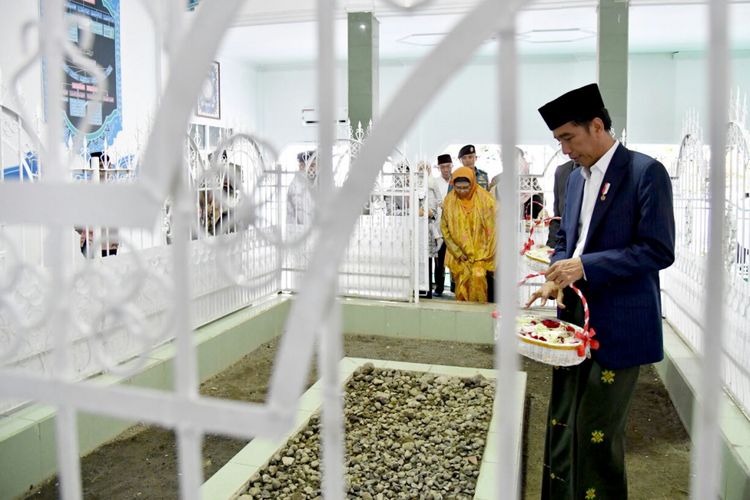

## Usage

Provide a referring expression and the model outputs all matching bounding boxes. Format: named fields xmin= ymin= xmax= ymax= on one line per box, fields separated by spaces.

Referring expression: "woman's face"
xmin=454 ymin=180 xmax=472 ymax=199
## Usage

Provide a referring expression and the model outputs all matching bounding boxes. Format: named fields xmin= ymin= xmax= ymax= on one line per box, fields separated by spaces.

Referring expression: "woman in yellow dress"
xmin=440 ymin=166 xmax=496 ymax=302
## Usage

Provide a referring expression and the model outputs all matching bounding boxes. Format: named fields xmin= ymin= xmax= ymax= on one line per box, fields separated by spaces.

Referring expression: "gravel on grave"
xmin=240 ymin=362 xmax=495 ymax=500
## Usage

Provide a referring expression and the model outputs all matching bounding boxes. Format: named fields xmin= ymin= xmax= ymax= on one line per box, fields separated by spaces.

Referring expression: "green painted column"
xmin=598 ymin=0 xmax=629 ymax=137
xmin=348 ymin=12 xmax=379 ymax=131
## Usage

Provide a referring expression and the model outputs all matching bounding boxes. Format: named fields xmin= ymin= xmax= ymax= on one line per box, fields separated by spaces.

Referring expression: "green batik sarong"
xmin=541 ymin=359 xmax=639 ymax=500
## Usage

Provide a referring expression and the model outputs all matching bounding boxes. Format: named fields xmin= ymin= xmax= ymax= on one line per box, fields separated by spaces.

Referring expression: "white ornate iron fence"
xmin=662 ymin=92 xmax=750 ymax=420
xmin=282 ymin=124 xmax=429 ymax=301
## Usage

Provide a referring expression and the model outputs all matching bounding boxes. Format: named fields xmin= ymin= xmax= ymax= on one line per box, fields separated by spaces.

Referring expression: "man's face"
xmin=553 ymin=120 xmax=601 ymax=168
xmin=307 ymin=161 xmax=317 ymax=180
xmin=460 ymin=153 xmax=476 ymax=168
xmin=438 ymin=162 xmax=452 ymax=180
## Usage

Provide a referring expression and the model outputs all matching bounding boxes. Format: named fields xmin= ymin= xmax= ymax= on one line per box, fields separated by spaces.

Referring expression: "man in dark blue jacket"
xmin=527 ymin=83 xmax=675 ymax=500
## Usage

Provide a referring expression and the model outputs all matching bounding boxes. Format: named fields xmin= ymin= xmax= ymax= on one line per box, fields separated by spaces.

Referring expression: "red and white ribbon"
xmin=519 ymin=215 xmax=561 ymax=255
xmin=569 ymin=282 xmax=599 ymax=357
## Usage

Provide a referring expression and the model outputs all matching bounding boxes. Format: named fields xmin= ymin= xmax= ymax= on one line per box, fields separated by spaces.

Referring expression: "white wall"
xmin=378 ymin=54 xmax=598 ymax=157
xmin=118 ymin=1 xmax=159 ymax=152
xmin=253 ymin=63 xmax=348 ymax=149
xmin=252 ymin=50 xmax=750 ymax=159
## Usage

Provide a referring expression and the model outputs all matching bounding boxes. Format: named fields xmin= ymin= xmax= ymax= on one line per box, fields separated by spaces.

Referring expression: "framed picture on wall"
xmin=197 ymin=61 xmax=221 ymax=119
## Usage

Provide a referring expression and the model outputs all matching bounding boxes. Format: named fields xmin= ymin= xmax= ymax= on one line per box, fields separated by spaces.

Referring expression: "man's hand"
xmin=545 ymin=257 xmax=584 ymax=289
xmin=525 ymin=280 xmax=565 ymax=309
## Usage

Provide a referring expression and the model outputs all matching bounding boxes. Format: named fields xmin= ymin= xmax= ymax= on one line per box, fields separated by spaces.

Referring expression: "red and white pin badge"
xmin=600 ymin=182 xmax=610 ymax=201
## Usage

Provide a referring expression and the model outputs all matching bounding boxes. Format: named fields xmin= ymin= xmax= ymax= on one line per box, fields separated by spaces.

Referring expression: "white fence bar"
xmin=41 ymin=0 xmax=85 ymax=497
xmin=495 ymin=16 xmax=522 ymax=500
xmin=691 ymin=0 xmax=730 ymax=497
xmin=174 ymin=166 xmax=203 ymax=498
xmin=316 ymin=0 xmax=345 ymax=497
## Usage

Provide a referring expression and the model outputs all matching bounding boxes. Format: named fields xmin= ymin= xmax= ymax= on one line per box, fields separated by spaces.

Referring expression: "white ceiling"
xmin=218 ymin=2 xmax=750 ymax=65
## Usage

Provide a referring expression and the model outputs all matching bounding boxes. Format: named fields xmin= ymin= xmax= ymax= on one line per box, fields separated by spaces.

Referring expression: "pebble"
xmin=241 ymin=368 xmax=494 ymax=498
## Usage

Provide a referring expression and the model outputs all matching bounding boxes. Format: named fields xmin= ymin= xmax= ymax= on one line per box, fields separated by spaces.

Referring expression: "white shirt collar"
xmin=580 ymin=140 xmax=620 ymax=181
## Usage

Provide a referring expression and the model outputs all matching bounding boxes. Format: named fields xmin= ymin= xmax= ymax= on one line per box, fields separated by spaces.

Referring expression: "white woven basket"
xmin=511 ymin=274 xmax=599 ymax=367
xmin=520 ymin=215 xmax=557 ymax=273
xmin=524 ymin=250 xmax=550 ymax=273
xmin=516 ymin=317 xmax=588 ymax=367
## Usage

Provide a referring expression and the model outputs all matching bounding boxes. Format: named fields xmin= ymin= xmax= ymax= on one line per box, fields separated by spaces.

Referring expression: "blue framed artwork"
xmin=53 ymin=0 xmax=123 ymax=151
xmin=196 ymin=61 xmax=221 ymax=120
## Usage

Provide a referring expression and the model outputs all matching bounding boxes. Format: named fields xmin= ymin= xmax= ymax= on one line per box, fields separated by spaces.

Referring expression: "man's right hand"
xmin=524 ymin=281 xmax=566 ymax=309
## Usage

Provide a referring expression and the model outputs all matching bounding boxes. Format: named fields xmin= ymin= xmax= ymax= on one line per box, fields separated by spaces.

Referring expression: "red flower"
xmin=541 ymin=319 xmax=560 ymax=328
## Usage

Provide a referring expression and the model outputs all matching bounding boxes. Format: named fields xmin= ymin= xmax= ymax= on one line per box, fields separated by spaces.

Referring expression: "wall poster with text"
xmin=61 ymin=0 xmax=122 ymax=152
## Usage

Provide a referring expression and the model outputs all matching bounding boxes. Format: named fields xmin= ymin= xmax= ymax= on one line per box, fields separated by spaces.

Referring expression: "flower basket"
xmin=524 ymin=245 xmax=553 ymax=273
xmin=516 ymin=315 xmax=589 ymax=366
xmin=510 ymin=272 xmax=599 ymax=366
xmin=519 ymin=215 xmax=559 ymax=273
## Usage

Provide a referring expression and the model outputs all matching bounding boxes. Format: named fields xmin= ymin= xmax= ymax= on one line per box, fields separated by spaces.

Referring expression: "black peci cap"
xmin=538 ymin=83 xmax=606 ymax=131
xmin=437 ymin=153 xmax=452 ymax=164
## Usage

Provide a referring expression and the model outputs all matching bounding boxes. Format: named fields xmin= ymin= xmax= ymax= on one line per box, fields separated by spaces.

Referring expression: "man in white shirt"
xmin=527 ymin=83 xmax=675 ymax=500
xmin=287 ymin=151 xmax=317 ymax=225
xmin=433 ymin=153 xmax=452 ymax=296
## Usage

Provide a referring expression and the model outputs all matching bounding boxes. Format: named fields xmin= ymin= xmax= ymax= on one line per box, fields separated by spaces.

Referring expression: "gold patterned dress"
xmin=440 ymin=166 xmax=496 ymax=302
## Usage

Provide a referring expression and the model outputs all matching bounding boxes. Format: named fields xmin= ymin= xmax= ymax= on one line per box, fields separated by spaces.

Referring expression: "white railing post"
xmin=691 ymin=0 xmax=729 ymax=498
xmin=494 ymin=17 xmax=521 ymax=500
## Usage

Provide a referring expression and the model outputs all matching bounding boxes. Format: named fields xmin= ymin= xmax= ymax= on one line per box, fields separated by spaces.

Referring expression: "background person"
xmin=417 ymin=161 xmax=441 ymax=298
xmin=76 ymin=152 xmax=119 ymax=258
xmin=457 ymin=144 xmax=489 ymax=191
xmin=545 ymin=160 xmax=577 ymax=248
xmin=433 ymin=153 xmax=453 ymax=297
xmin=440 ymin=166 xmax=496 ymax=303
xmin=287 ymin=151 xmax=317 ymax=225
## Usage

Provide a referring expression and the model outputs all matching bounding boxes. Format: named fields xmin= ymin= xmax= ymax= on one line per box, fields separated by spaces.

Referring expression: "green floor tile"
xmin=0 ymin=421 xmax=43 ymax=499
xmin=343 ymin=303 xmax=386 ymax=335
xmin=77 ymin=411 xmax=132 ymax=455
xmin=454 ymin=310 xmax=494 ymax=344
xmin=384 ymin=305 xmax=420 ymax=338
xmin=725 ymin=445 xmax=750 ymax=500
xmin=419 ymin=308 xmax=457 ymax=341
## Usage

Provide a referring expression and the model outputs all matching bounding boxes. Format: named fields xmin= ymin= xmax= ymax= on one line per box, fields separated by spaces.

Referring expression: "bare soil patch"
xmin=23 ymin=335 xmax=690 ymax=499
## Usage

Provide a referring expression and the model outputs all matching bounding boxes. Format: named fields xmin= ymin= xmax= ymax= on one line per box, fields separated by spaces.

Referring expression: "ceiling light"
xmin=397 ymin=33 xmax=446 ymax=46
xmin=517 ymin=28 xmax=595 ymax=44
xmin=398 ymin=28 xmax=594 ymax=48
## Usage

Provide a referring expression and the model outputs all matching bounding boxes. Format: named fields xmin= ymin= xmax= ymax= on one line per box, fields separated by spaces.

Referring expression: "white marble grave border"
xmin=202 ymin=357 xmax=527 ymax=499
